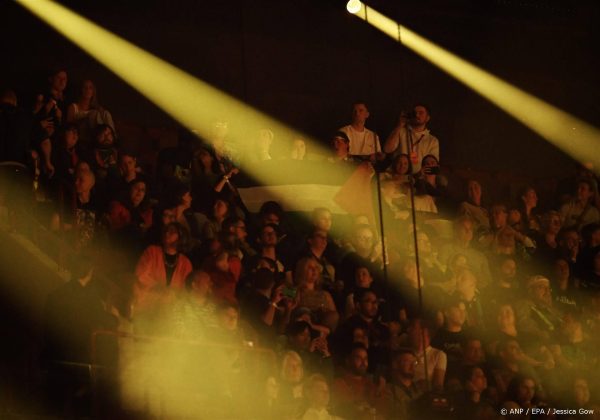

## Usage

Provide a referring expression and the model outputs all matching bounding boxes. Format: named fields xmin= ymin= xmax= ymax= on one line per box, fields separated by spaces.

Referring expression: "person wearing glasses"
xmin=382 ymin=349 xmax=424 ymax=419
xmin=514 ymin=275 xmax=564 ymax=348
xmin=334 ymin=289 xmax=389 ymax=374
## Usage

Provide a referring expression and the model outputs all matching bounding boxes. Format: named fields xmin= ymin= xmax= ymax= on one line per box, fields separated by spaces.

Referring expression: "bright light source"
xmin=346 ymin=0 xmax=362 ymax=14
xmin=350 ymin=4 xmax=600 ymax=172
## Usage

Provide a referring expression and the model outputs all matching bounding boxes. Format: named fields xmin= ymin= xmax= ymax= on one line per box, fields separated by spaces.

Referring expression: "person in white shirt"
xmin=406 ymin=318 xmax=447 ymax=391
xmin=384 ymin=104 xmax=439 ymax=173
xmin=339 ymin=102 xmax=382 ymax=157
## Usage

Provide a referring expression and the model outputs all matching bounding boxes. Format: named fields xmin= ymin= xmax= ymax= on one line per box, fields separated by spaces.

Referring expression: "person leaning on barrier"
xmin=338 ymin=101 xmax=382 ymax=158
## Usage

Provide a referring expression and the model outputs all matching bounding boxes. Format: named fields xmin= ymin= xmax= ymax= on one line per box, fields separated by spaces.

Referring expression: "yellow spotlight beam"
xmin=350 ymin=2 xmax=600 ymax=171
xmin=17 ymin=0 xmax=335 ymax=186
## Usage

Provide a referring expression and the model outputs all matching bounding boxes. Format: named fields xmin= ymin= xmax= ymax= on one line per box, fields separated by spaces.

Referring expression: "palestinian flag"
xmin=236 ymin=159 xmax=374 ymax=218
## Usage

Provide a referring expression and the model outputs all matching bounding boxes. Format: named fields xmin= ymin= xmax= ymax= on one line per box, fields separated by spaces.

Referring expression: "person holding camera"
xmin=414 ymin=154 xmax=451 ymax=214
xmin=383 ymin=104 xmax=440 ymax=174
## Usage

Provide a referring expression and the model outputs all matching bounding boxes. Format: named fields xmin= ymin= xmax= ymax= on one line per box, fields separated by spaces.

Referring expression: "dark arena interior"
xmin=1 ymin=0 xmax=600 ymax=418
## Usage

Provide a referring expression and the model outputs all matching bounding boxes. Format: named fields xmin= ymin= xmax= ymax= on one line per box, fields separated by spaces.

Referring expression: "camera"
xmin=401 ymin=110 xmax=416 ymax=120
xmin=423 ymin=166 xmax=440 ymax=175
xmin=282 ymin=286 xmax=297 ymax=299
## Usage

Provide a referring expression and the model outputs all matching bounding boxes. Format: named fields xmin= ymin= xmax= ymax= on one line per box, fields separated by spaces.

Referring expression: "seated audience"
xmin=431 ymin=296 xmax=468 ymax=370
xmin=382 ymin=349 xmax=424 ymax=419
xmin=201 ymin=197 xmax=230 ymax=241
xmin=331 ymin=343 xmax=386 ymax=418
xmin=502 ymin=375 xmax=545 ymax=414
xmin=560 ymin=179 xmax=599 ymax=231
xmin=344 ymin=265 xmax=375 ymax=319
xmin=66 ymin=79 xmax=115 ymax=146
xmin=328 ymin=131 xmax=356 ymax=163
xmin=439 ymin=216 xmax=492 ymax=289
xmin=277 ymin=350 xmax=306 ymax=418
xmin=511 ymin=186 xmax=541 ymax=234
xmin=51 ymin=124 xmax=88 ymax=187
xmin=335 ymin=288 xmax=390 ymax=371
xmin=204 ymin=249 xmax=239 ymax=303
xmin=301 ymin=374 xmax=341 ymax=420
xmin=289 ymin=137 xmax=306 ymax=161
xmin=405 ymin=318 xmax=447 ymax=391
xmin=133 ymin=222 xmax=193 ymax=319
xmin=10 ymin=67 xmax=600 ymax=418
xmin=239 ymin=268 xmax=282 ymax=336
xmin=514 ymin=275 xmax=564 ymax=347
xmin=454 ymin=365 xmax=495 ymax=419
xmin=170 ymin=270 xmax=217 ymax=339
xmin=284 ymin=321 xmax=333 ymax=379
xmin=295 ymin=256 xmax=338 ymax=330
xmin=457 ymin=180 xmax=490 ymax=232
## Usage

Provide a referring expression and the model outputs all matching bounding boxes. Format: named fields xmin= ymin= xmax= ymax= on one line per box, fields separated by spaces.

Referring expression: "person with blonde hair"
xmin=251 ymin=128 xmax=274 ymax=162
xmin=295 ymin=256 xmax=338 ymax=330
xmin=278 ymin=350 xmax=305 ymax=418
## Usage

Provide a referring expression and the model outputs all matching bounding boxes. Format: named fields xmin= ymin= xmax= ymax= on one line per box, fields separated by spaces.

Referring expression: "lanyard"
xmin=411 ymin=134 xmax=425 ymax=150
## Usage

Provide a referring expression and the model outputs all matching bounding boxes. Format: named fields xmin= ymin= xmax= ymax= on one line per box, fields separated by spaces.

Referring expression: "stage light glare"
xmin=350 ymin=4 xmax=600 ymax=171
xmin=15 ymin=0 xmax=340 ymax=190
xmin=346 ymin=0 xmax=362 ymax=14
xmin=17 ymin=0 xmax=372 ymax=225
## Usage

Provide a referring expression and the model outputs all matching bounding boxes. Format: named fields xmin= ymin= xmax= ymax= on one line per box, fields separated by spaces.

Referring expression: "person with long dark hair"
xmin=502 ymin=375 xmax=544 ymax=415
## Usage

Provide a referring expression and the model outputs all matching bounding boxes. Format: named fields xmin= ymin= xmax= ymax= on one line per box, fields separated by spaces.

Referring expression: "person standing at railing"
xmin=383 ymin=104 xmax=440 ymax=174
xmin=339 ymin=102 xmax=382 ymax=158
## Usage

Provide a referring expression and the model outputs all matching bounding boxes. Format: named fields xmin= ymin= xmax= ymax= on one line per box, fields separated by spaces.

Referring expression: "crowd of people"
xmin=2 ymin=67 xmax=600 ymax=419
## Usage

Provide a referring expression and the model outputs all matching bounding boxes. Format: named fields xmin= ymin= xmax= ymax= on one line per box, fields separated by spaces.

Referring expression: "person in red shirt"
xmin=133 ymin=222 xmax=193 ymax=326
